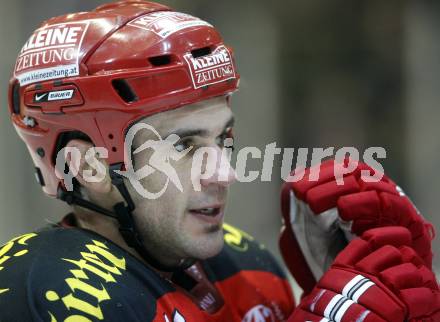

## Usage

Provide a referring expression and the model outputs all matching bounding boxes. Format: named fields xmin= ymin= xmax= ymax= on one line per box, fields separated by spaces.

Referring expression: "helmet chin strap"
xmin=58 ymin=163 xmax=195 ymax=273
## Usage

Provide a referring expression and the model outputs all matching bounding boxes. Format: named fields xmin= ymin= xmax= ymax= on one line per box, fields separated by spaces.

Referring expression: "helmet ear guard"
xmin=9 ymin=1 xmax=239 ymax=271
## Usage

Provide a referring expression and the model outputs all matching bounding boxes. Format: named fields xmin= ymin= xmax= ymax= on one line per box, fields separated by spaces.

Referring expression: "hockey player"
xmin=1 ymin=1 xmax=438 ymax=321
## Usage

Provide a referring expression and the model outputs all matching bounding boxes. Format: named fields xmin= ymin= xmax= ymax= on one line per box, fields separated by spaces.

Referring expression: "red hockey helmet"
xmin=8 ymin=1 xmax=239 ymax=197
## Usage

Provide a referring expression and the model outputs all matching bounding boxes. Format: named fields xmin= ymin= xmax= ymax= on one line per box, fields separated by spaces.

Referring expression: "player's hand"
xmin=288 ymin=227 xmax=440 ymax=322
xmin=279 ymin=159 xmax=435 ymax=295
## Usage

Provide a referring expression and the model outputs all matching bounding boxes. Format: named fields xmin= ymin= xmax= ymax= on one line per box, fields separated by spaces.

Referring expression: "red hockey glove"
xmin=288 ymin=227 xmax=440 ymax=322
xmin=280 ymin=159 xmax=435 ymax=295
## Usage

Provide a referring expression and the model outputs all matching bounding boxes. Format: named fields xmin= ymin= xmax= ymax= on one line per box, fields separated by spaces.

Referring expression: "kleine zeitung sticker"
xmin=14 ymin=22 xmax=89 ymax=86
xmin=128 ymin=11 xmax=212 ymax=38
xmin=184 ymin=45 xmax=236 ymax=89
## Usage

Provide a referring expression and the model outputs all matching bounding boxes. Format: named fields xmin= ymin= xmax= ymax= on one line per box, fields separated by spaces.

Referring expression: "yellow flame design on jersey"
xmin=0 ymin=232 xmax=38 ymax=295
xmin=223 ymin=223 xmax=255 ymax=252
xmin=46 ymin=239 xmax=126 ymax=321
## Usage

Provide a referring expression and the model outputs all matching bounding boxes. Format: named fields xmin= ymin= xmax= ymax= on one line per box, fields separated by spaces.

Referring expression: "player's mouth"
xmin=189 ymin=205 xmax=224 ymax=224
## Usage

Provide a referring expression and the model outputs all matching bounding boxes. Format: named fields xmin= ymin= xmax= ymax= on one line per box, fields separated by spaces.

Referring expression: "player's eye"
xmin=216 ymin=130 xmax=235 ymax=151
xmin=174 ymin=139 xmax=192 ymax=152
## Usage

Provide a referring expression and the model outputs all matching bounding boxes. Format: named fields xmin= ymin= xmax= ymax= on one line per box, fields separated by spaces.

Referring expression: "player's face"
xmin=127 ymin=96 xmax=236 ymax=267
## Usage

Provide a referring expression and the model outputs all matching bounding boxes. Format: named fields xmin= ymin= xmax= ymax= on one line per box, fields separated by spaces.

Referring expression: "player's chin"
xmin=188 ymin=229 xmax=224 ymax=260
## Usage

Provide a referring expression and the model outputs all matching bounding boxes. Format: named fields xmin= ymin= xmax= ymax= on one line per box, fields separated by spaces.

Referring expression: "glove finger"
xmin=375 ymin=190 xmax=434 ymax=268
xmin=291 ymin=159 xmax=336 ymax=200
xmin=306 ymin=175 xmax=360 ymax=214
xmin=338 ymin=192 xmax=410 ymax=234
xmin=294 ymin=158 xmax=366 ymax=202
xmin=338 ymin=187 xmax=427 ymax=242
xmin=379 ymin=263 xmax=422 ymax=290
xmin=417 ymin=266 xmax=439 ymax=290
xmin=412 ymin=234 xmax=433 ymax=267
xmin=292 ymin=159 xmax=392 ymax=202
xmin=359 ymin=180 xmax=398 ymax=195
xmin=356 ymin=161 xmax=389 ymax=183
xmin=355 ymin=245 xmax=403 ymax=275
xmin=361 ymin=227 xmax=412 ymax=250
xmin=399 ymin=245 xmax=426 ymax=267
xmin=333 ymin=239 xmax=371 ymax=267
xmin=337 ymin=190 xmax=381 ymax=225
xmin=397 ymin=245 xmax=438 ymax=290
xmin=334 ymin=227 xmax=411 ymax=268
xmin=351 ymin=219 xmax=380 ymax=236
xmin=400 ymin=287 xmax=440 ymax=319
xmin=380 ymin=192 xmax=424 ymax=237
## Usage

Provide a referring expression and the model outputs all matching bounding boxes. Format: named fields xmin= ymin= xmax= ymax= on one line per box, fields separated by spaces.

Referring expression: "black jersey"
xmin=0 ymin=223 xmax=294 ymax=321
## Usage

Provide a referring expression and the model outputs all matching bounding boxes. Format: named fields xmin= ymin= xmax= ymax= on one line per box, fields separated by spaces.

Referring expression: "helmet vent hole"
xmin=149 ymin=55 xmax=172 ymax=66
xmin=191 ymin=47 xmax=212 ymax=58
xmin=112 ymin=79 xmax=138 ymax=103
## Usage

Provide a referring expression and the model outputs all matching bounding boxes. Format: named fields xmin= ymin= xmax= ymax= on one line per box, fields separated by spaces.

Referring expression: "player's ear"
xmin=64 ymin=139 xmax=113 ymax=194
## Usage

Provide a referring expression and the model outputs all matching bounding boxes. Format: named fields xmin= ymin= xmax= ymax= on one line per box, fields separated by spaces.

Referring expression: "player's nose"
xmin=200 ymin=147 xmax=236 ymax=188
